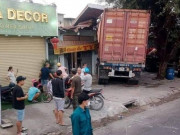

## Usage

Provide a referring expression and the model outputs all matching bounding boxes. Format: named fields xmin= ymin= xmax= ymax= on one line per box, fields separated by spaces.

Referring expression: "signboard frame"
xmin=0 ymin=0 xmax=58 ymax=37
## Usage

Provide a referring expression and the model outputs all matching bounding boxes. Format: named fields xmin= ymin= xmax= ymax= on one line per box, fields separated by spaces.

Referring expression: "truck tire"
xmin=178 ymin=70 xmax=180 ymax=78
xmin=98 ymin=79 xmax=108 ymax=85
xmin=98 ymin=78 xmax=102 ymax=84
xmin=103 ymin=79 xmax=109 ymax=84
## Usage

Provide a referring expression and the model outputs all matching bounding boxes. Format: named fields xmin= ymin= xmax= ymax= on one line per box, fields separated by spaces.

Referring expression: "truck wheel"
xmin=98 ymin=78 xmax=103 ymax=84
xmin=178 ymin=71 xmax=180 ymax=78
xmin=103 ymin=79 xmax=109 ymax=84
xmin=98 ymin=79 xmax=109 ymax=85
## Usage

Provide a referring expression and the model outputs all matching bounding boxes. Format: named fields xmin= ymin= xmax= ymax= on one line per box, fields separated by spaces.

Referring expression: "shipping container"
xmin=97 ymin=9 xmax=150 ymax=84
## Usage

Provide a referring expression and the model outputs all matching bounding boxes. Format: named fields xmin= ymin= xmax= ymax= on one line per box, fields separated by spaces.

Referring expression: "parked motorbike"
xmin=64 ymin=88 xmax=105 ymax=111
xmin=0 ymin=85 xmax=14 ymax=102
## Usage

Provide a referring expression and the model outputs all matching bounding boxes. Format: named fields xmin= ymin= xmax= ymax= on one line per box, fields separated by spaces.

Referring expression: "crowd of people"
xmin=10 ymin=62 xmax=93 ymax=135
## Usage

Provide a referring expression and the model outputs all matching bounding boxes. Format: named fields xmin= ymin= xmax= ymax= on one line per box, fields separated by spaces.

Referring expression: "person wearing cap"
xmin=52 ymin=70 xmax=66 ymax=125
xmin=70 ymin=68 xmax=82 ymax=110
xmin=12 ymin=76 xmax=28 ymax=135
xmin=40 ymin=62 xmax=54 ymax=89
xmin=82 ymin=67 xmax=92 ymax=94
xmin=81 ymin=63 xmax=87 ymax=75
xmin=71 ymin=93 xmax=93 ymax=135
xmin=57 ymin=62 xmax=68 ymax=79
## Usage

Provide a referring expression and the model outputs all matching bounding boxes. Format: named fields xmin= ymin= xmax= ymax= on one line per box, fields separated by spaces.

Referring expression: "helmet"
xmin=57 ymin=63 xmax=61 ymax=67
xmin=84 ymin=67 xmax=90 ymax=73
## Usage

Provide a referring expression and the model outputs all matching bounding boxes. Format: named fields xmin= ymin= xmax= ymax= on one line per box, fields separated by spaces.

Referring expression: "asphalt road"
xmin=94 ymin=98 xmax=180 ymax=135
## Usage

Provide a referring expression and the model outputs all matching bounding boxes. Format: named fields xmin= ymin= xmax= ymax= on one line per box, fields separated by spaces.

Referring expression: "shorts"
xmin=16 ymin=109 xmax=25 ymax=121
xmin=41 ymin=80 xmax=48 ymax=86
xmin=53 ymin=97 xmax=65 ymax=111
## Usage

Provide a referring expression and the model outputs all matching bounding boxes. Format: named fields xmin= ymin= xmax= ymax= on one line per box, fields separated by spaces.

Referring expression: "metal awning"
xmin=73 ymin=4 xmax=104 ymax=26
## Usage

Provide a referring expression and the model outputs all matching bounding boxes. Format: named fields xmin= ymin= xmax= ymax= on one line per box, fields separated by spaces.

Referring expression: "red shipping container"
xmin=98 ymin=9 xmax=150 ymax=64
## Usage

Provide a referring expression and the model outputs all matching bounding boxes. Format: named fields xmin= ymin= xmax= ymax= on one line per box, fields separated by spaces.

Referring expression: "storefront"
xmin=48 ymin=29 xmax=98 ymax=75
xmin=48 ymin=4 xmax=104 ymax=75
xmin=0 ymin=0 xmax=58 ymax=90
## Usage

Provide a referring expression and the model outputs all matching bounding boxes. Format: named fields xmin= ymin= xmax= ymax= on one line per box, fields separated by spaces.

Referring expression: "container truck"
xmin=97 ymin=9 xmax=150 ymax=84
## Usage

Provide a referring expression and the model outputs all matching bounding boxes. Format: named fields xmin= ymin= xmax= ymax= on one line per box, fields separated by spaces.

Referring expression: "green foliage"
xmin=2 ymin=100 xmax=33 ymax=110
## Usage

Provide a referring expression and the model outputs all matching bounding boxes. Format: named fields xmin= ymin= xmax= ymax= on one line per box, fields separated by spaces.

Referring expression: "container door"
xmin=123 ymin=11 xmax=150 ymax=63
xmin=101 ymin=11 xmax=126 ymax=62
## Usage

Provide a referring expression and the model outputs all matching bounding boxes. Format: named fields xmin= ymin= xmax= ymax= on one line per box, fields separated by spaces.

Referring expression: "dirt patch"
xmin=149 ymin=90 xmax=180 ymax=106
xmin=144 ymin=83 xmax=163 ymax=88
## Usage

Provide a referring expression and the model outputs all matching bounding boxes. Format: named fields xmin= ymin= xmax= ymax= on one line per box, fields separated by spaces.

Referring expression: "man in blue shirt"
xmin=71 ymin=93 xmax=93 ymax=135
xmin=40 ymin=62 xmax=54 ymax=88
xmin=28 ymin=82 xmax=40 ymax=103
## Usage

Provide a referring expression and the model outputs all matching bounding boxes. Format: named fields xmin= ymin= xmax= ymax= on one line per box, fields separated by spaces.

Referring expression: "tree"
xmin=99 ymin=0 xmax=180 ymax=79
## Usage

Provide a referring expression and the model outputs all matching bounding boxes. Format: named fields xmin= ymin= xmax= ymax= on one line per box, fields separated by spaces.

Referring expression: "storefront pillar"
xmin=45 ymin=38 xmax=49 ymax=60
xmin=59 ymin=54 xmax=65 ymax=66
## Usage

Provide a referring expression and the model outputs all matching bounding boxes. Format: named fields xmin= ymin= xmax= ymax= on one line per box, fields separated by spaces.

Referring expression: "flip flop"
xmin=22 ymin=127 xmax=28 ymax=131
xmin=59 ymin=123 xmax=68 ymax=126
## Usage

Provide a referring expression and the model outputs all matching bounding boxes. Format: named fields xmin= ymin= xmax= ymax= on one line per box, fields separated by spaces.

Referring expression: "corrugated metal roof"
xmin=73 ymin=4 xmax=104 ymax=26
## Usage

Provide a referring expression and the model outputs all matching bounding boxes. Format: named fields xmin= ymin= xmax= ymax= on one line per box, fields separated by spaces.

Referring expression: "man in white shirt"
xmin=81 ymin=63 xmax=87 ymax=76
xmin=82 ymin=67 xmax=92 ymax=94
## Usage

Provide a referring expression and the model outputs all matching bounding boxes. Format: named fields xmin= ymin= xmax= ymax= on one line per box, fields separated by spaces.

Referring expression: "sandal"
xmin=17 ymin=132 xmax=28 ymax=135
xmin=22 ymin=127 xmax=28 ymax=131
xmin=59 ymin=123 xmax=68 ymax=126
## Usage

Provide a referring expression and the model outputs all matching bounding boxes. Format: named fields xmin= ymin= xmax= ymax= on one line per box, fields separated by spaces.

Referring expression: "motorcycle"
xmin=0 ymin=85 xmax=14 ymax=102
xmin=64 ymin=88 xmax=105 ymax=111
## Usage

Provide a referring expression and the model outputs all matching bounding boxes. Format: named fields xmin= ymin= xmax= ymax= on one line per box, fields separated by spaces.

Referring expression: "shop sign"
xmin=0 ymin=0 xmax=58 ymax=36
xmin=54 ymin=44 xmax=95 ymax=54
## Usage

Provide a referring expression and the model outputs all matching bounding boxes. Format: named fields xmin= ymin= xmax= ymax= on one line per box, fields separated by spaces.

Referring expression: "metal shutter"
xmin=0 ymin=36 xmax=45 ymax=91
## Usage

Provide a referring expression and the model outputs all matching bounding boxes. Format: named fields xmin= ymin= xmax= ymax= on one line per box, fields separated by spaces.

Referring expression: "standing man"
xmin=57 ymin=62 xmax=68 ymax=79
xmin=57 ymin=62 xmax=68 ymax=91
xmin=40 ymin=62 xmax=54 ymax=89
xmin=81 ymin=63 xmax=87 ymax=75
xmin=77 ymin=68 xmax=84 ymax=90
xmin=70 ymin=68 xmax=82 ymax=110
xmin=71 ymin=92 xmax=93 ymax=135
xmin=52 ymin=70 xmax=65 ymax=125
xmin=12 ymin=76 xmax=28 ymax=135
xmin=82 ymin=67 xmax=92 ymax=94
xmin=77 ymin=68 xmax=84 ymax=79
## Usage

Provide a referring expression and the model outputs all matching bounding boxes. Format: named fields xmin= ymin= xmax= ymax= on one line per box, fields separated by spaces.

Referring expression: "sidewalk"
xmin=1 ymin=72 xmax=180 ymax=135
